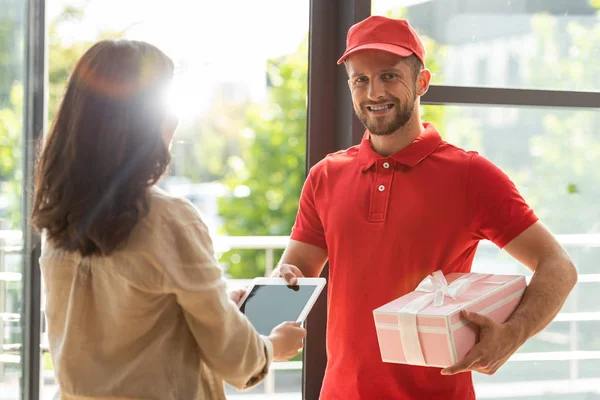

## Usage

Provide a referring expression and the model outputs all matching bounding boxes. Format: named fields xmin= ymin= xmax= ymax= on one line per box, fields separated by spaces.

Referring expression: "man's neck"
xmin=370 ymin=117 xmax=424 ymax=157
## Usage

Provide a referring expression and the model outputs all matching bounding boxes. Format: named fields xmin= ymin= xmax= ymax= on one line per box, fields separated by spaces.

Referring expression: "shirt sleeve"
xmin=290 ymin=168 xmax=327 ymax=250
xmin=466 ymin=153 xmax=538 ymax=248
xmin=160 ymin=199 xmax=272 ymax=390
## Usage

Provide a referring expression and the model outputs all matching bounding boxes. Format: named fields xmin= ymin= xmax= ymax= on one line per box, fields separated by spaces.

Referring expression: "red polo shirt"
xmin=291 ymin=123 xmax=538 ymax=400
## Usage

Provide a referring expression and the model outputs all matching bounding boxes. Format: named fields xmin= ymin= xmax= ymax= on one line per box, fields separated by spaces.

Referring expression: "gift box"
xmin=373 ymin=270 xmax=526 ymax=368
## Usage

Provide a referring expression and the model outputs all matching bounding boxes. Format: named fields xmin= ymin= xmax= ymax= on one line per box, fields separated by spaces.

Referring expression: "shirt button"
xmin=383 ymin=162 xmax=390 ymax=169
xmin=378 ymin=185 xmax=385 ymax=192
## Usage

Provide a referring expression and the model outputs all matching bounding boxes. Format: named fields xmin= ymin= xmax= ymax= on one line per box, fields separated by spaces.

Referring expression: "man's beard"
xmin=355 ymin=92 xmax=417 ymax=136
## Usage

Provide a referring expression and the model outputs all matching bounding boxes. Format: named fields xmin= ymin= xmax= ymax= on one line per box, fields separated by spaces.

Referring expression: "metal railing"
xmin=1 ymin=230 xmax=600 ymax=397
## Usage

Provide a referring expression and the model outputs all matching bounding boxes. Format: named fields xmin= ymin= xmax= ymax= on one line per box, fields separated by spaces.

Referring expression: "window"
xmin=43 ymin=0 xmax=309 ymax=397
xmin=372 ymin=0 xmax=600 ymax=91
xmin=0 ymin=0 xmax=26 ymax=398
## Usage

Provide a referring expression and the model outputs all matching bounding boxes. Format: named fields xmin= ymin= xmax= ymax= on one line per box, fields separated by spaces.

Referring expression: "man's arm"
xmin=502 ymin=220 xmax=577 ymax=344
xmin=271 ymin=239 xmax=328 ymax=284
xmin=442 ymin=221 xmax=577 ymax=375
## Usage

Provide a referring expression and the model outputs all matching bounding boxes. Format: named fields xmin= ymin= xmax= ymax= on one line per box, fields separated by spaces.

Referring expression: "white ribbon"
xmin=397 ymin=271 xmax=491 ymax=365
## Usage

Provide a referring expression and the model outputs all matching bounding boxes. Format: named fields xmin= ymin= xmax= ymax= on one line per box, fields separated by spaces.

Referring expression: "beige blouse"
xmin=40 ymin=186 xmax=272 ymax=399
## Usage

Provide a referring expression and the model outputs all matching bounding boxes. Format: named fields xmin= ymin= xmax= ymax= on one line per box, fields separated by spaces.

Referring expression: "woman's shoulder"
xmin=127 ymin=186 xmax=210 ymax=251
xmin=147 ymin=185 xmax=201 ymax=222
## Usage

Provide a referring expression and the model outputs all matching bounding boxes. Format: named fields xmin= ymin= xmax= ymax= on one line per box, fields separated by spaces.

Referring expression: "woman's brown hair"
xmin=31 ymin=40 xmax=175 ymax=256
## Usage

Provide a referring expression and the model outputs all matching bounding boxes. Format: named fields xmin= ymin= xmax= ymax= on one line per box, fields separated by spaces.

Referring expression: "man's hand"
xmin=441 ymin=310 xmax=521 ymax=376
xmin=273 ymin=263 xmax=305 ymax=286
xmin=228 ymin=288 xmax=246 ymax=305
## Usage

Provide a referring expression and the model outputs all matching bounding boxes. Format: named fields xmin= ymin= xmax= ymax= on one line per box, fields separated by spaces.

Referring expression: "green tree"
xmin=521 ymin=11 xmax=600 ymax=235
xmin=218 ymin=38 xmax=308 ymax=278
xmin=0 ymin=1 xmax=25 ymax=229
xmin=0 ymin=83 xmax=23 ymax=229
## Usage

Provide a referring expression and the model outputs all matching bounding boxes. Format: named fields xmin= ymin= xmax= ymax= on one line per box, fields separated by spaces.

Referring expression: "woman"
xmin=31 ymin=40 xmax=305 ymax=399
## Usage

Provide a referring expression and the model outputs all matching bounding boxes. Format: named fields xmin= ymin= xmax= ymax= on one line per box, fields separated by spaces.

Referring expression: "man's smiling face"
xmin=346 ymin=50 xmax=420 ymax=136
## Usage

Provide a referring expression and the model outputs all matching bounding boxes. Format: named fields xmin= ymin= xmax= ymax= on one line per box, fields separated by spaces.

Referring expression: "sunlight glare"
xmin=164 ymin=78 xmax=201 ymax=123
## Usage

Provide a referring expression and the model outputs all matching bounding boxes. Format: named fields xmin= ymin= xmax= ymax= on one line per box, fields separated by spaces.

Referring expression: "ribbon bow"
xmin=414 ymin=270 xmax=480 ymax=307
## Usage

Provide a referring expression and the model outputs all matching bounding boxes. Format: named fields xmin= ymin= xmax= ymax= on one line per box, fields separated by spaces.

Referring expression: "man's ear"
xmin=416 ymin=69 xmax=432 ymax=97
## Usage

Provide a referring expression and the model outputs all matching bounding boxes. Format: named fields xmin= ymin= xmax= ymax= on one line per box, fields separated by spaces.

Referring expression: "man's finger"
xmin=440 ymin=354 xmax=479 ymax=375
xmin=282 ymin=271 xmax=298 ymax=285
xmin=462 ymin=310 xmax=493 ymax=327
xmin=440 ymin=360 xmax=474 ymax=375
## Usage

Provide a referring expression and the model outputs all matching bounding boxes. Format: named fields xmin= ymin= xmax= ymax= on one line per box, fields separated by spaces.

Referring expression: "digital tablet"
xmin=237 ymin=277 xmax=327 ymax=336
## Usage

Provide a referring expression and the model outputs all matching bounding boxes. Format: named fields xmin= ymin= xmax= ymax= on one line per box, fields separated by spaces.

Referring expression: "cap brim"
xmin=337 ymin=43 xmax=414 ymax=65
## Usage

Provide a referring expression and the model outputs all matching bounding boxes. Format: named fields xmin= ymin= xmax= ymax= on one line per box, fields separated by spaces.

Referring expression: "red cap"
xmin=337 ymin=16 xmax=425 ymax=65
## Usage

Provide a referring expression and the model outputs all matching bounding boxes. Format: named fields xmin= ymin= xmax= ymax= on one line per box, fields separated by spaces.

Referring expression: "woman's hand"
xmin=228 ymin=288 xmax=247 ymax=305
xmin=268 ymin=322 xmax=307 ymax=361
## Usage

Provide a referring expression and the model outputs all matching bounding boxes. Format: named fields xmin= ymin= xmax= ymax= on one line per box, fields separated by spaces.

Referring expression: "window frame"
xmin=21 ymin=0 xmax=45 ymax=399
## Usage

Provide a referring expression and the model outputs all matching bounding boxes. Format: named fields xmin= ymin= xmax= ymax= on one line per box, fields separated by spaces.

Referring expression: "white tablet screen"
xmin=239 ymin=284 xmax=318 ymax=335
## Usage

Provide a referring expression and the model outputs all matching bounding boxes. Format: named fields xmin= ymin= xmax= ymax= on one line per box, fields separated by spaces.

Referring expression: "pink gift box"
xmin=373 ymin=271 xmax=526 ymax=368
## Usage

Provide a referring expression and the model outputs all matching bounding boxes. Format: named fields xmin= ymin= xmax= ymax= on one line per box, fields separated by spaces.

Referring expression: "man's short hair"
xmin=404 ymin=54 xmax=424 ymax=80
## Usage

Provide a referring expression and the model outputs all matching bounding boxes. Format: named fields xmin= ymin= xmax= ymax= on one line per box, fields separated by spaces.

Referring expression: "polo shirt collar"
xmin=357 ymin=122 xmax=442 ymax=171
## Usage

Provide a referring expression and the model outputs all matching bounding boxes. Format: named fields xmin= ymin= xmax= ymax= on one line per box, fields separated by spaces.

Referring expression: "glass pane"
xmin=372 ymin=0 xmax=600 ymax=91
xmin=45 ymin=0 xmax=308 ymax=398
xmin=0 ymin=0 xmax=26 ymax=399
xmin=420 ymin=103 xmax=599 ymax=399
